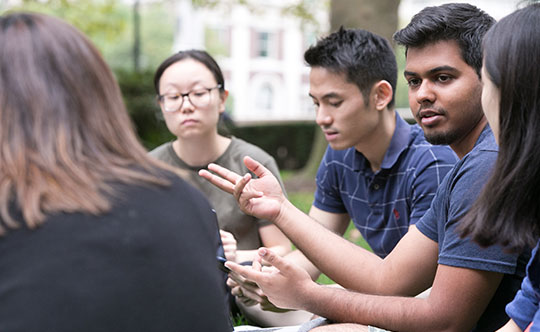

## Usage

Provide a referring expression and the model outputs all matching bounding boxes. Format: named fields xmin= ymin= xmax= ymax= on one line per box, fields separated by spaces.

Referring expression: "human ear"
xmin=371 ymin=80 xmax=393 ymax=111
xmin=219 ymin=90 xmax=229 ymax=114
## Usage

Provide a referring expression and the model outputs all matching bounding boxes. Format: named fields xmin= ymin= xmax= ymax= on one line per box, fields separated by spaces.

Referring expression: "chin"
xmin=423 ymin=130 xmax=459 ymax=146
xmin=328 ymin=141 xmax=351 ymax=151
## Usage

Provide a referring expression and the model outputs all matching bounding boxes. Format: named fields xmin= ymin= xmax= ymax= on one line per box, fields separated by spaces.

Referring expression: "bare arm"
xmin=200 ymin=157 xmax=433 ymax=294
xmin=227 ymin=247 xmax=504 ymax=331
xmin=258 ymin=223 xmax=292 ymax=258
xmin=285 ymin=206 xmax=350 ymax=281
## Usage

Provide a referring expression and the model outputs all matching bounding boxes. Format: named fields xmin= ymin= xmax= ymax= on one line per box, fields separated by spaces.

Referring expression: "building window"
xmin=254 ymin=31 xmax=278 ymax=58
xmin=256 ymin=83 xmax=274 ymax=112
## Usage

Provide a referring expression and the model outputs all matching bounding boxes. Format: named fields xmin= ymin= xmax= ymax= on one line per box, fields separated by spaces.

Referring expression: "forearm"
xmin=303 ymin=285 xmax=465 ymax=332
xmin=285 ymin=249 xmax=321 ymax=281
xmin=273 ymin=200 xmax=383 ymax=292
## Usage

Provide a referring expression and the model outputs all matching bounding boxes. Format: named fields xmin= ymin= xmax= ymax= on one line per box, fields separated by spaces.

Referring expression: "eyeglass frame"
xmin=157 ymin=84 xmax=223 ymax=112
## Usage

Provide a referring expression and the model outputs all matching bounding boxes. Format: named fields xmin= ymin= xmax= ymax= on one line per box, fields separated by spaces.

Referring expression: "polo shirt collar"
xmin=353 ymin=112 xmax=411 ymax=172
xmin=381 ymin=112 xmax=411 ymax=170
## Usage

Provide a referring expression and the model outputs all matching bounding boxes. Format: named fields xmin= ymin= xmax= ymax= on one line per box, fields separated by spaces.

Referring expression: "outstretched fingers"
xmin=198 ymin=163 xmax=243 ymax=194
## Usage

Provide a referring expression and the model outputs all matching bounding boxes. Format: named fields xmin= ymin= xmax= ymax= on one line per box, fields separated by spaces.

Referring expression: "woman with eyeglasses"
xmin=0 ymin=13 xmax=231 ymax=331
xmin=150 ymin=50 xmax=293 ymax=325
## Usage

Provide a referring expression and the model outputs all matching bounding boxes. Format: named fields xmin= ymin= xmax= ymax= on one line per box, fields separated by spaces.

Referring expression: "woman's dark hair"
xmin=460 ymin=3 xmax=540 ymax=251
xmin=0 ymin=12 xmax=174 ymax=232
xmin=153 ymin=49 xmax=226 ymax=95
xmin=393 ymin=3 xmax=495 ymax=77
xmin=304 ymin=27 xmax=397 ymax=108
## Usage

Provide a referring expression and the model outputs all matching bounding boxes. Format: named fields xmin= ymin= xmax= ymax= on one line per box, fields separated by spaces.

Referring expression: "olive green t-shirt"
xmin=149 ymin=137 xmax=285 ymax=251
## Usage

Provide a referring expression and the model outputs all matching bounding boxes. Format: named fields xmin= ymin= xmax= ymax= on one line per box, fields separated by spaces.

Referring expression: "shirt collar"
xmin=353 ymin=111 xmax=411 ymax=171
xmin=381 ymin=112 xmax=411 ymax=170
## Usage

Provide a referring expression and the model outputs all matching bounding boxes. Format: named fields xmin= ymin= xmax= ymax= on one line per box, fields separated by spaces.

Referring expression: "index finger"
xmin=198 ymin=165 xmax=239 ymax=194
xmin=243 ymin=156 xmax=274 ymax=179
xmin=225 ymin=261 xmax=265 ymax=285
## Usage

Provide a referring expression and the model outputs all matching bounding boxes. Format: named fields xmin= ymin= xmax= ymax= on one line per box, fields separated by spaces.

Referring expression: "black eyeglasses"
xmin=158 ymin=84 xmax=222 ymax=112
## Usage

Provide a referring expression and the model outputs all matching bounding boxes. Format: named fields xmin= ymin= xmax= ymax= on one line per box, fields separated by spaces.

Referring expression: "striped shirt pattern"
xmin=313 ymin=113 xmax=458 ymax=258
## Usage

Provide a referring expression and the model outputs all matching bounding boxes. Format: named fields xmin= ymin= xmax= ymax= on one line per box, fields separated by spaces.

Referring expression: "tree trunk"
xmin=299 ymin=0 xmax=400 ymax=178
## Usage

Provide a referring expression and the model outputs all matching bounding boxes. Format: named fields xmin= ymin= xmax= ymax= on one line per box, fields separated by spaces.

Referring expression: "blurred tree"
xmin=300 ymin=0 xmax=401 ymax=178
xmin=7 ymin=0 xmax=126 ymax=40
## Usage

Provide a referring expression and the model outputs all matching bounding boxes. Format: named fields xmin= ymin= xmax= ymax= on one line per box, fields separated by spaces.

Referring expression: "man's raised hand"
xmin=199 ymin=156 xmax=287 ymax=222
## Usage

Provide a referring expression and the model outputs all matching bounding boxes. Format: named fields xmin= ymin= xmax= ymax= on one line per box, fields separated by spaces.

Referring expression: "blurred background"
xmin=0 ymin=0 xmax=528 ymax=174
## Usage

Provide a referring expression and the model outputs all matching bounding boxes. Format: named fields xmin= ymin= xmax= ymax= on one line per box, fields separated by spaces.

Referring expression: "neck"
xmin=355 ymin=110 xmax=396 ymax=172
xmin=173 ymin=133 xmax=231 ymax=167
xmin=451 ymin=117 xmax=488 ymax=159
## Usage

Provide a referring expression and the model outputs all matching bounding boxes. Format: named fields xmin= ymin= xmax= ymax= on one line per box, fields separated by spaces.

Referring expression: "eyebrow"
xmin=404 ymin=65 xmax=459 ymax=77
xmin=308 ymin=92 xmax=342 ymax=100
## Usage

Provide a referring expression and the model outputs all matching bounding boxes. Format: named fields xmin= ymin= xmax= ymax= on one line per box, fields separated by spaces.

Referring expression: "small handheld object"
xmin=217 ymin=256 xmax=231 ymax=273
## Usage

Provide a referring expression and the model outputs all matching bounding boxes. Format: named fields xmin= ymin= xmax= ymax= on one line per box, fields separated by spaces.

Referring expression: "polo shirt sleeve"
xmin=440 ymin=149 xmax=518 ymax=274
xmin=415 ymin=176 xmax=446 ymax=242
xmin=506 ymin=243 xmax=540 ymax=330
xmin=313 ymin=147 xmax=348 ymax=214
xmin=408 ymin=146 xmax=457 ymax=225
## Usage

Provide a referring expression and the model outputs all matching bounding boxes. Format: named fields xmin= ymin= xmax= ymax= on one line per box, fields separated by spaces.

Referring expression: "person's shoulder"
xmin=149 ymin=141 xmax=173 ymax=158
xmin=461 ymin=127 xmax=498 ymax=166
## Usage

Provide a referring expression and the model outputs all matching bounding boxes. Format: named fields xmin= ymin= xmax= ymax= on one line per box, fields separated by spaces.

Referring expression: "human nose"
xmin=414 ymin=80 xmax=436 ymax=105
xmin=179 ymin=94 xmax=194 ymax=113
xmin=315 ymin=106 xmax=332 ymax=127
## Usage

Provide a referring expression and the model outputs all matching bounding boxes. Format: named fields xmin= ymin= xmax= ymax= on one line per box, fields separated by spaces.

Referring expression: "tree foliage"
xmin=6 ymin=0 xmax=126 ymax=40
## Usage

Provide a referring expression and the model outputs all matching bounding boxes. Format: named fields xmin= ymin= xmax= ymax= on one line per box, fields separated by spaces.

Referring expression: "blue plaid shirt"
xmin=313 ymin=113 xmax=457 ymax=257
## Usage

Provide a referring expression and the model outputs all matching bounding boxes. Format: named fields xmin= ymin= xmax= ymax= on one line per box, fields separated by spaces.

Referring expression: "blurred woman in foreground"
xmin=0 ymin=12 xmax=231 ymax=332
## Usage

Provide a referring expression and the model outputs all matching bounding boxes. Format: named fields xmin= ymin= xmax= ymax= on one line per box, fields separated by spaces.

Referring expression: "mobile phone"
xmin=217 ymin=256 xmax=231 ymax=273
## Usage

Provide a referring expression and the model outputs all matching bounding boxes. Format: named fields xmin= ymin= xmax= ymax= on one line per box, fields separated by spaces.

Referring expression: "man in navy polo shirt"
xmin=200 ymin=27 xmax=456 ymax=327
xmin=309 ymin=28 xmax=458 ymax=258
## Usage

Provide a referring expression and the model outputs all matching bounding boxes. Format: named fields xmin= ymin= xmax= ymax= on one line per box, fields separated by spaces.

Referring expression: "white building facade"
xmin=172 ymin=0 xmax=328 ymax=124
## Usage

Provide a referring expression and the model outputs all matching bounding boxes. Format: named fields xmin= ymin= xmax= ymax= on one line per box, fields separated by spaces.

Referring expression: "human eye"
xmin=436 ymin=74 xmax=453 ymax=83
xmin=406 ymin=77 xmax=421 ymax=87
xmin=329 ymin=99 xmax=343 ymax=107
xmin=165 ymin=93 xmax=180 ymax=101
xmin=191 ymin=89 xmax=209 ymax=98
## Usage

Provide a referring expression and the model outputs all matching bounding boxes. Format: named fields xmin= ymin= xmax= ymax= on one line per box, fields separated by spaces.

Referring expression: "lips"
xmin=323 ymin=130 xmax=339 ymax=141
xmin=181 ymin=119 xmax=198 ymax=125
xmin=418 ymin=109 xmax=444 ymax=127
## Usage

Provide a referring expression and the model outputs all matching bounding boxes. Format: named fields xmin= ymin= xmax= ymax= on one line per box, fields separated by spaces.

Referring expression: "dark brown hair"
xmin=460 ymin=4 xmax=540 ymax=251
xmin=0 ymin=12 xmax=174 ymax=231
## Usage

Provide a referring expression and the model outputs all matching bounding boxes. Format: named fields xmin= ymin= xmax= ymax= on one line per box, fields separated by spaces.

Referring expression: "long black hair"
xmin=460 ymin=3 xmax=540 ymax=251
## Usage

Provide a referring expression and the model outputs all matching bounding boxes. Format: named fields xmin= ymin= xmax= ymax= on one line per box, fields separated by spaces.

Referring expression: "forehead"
xmin=160 ymin=59 xmax=216 ymax=87
xmin=309 ymin=67 xmax=360 ymax=98
xmin=404 ymin=40 xmax=469 ymax=75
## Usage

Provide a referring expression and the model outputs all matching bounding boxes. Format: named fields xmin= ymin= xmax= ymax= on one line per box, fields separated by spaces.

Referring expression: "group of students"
xmin=0 ymin=2 xmax=539 ymax=332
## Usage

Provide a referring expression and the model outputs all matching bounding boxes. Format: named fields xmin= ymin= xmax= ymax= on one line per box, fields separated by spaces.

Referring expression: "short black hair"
xmin=393 ymin=3 xmax=495 ymax=77
xmin=304 ymin=27 xmax=397 ymax=108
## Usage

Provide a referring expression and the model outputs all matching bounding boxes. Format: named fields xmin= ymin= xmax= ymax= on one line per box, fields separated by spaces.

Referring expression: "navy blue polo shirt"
xmin=313 ymin=112 xmax=457 ymax=257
